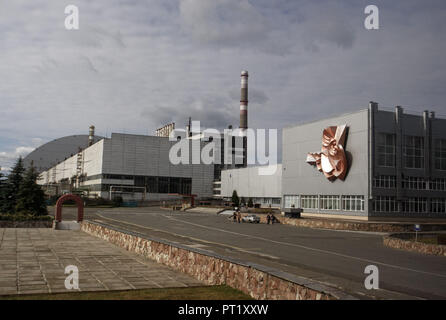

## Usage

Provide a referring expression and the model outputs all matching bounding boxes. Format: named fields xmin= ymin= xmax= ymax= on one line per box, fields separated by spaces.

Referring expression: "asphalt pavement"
xmin=59 ymin=206 xmax=446 ymax=300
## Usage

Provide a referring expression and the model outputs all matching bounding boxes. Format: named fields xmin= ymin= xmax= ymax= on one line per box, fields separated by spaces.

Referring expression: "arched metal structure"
xmin=55 ymin=194 xmax=84 ymax=222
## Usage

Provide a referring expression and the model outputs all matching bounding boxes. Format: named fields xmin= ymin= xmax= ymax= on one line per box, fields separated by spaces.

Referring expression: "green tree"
xmin=1 ymin=157 xmax=25 ymax=214
xmin=231 ymin=190 xmax=240 ymax=208
xmin=0 ymin=170 xmax=5 ymax=211
xmin=248 ymin=197 xmax=254 ymax=208
xmin=15 ymin=163 xmax=48 ymax=216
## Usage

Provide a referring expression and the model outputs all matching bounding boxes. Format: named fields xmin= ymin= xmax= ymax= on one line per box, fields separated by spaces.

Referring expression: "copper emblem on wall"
xmin=306 ymin=124 xmax=348 ymax=181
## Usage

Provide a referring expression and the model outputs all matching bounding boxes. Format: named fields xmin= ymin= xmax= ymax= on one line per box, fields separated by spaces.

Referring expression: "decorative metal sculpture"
xmin=306 ymin=125 xmax=348 ymax=181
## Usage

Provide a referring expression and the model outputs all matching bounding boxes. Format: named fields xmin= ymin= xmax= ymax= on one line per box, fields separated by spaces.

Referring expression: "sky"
xmin=1 ymin=0 xmax=446 ymax=172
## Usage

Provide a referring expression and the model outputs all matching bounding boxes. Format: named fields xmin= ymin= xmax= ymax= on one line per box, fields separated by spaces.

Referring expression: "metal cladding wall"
xmin=101 ymin=133 xmax=214 ymax=198
xmin=220 ymin=165 xmax=282 ymax=199
xmin=39 ymin=139 xmax=104 ymax=185
xmin=282 ymin=109 xmax=370 ymax=216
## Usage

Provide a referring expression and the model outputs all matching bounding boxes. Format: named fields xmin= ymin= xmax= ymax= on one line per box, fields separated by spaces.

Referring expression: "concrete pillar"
xmin=395 ymin=106 xmax=404 ymax=212
xmin=423 ymin=110 xmax=431 ymax=178
xmin=368 ymin=102 xmax=378 ymax=216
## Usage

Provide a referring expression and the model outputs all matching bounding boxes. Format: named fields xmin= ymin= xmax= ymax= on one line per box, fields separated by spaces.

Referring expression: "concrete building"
xmin=282 ymin=103 xmax=446 ymax=220
xmin=38 ymin=132 xmax=215 ymax=201
xmin=220 ymin=165 xmax=282 ymax=207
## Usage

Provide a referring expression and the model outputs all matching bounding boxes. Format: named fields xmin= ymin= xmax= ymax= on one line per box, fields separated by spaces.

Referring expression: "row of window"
xmin=283 ymin=195 xmax=365 ymax=212
xmin=285 ymin=195 xmax=446 ymax=213
xmin=83 ymin=176 xmax=192 ymax=194
xmin=377 ymin=134 xmax=446 ymax=170
xmin=373 ymin=176 xmax=446 ymax=191
xmin=373 ymin=197 xmax=446 ymax=213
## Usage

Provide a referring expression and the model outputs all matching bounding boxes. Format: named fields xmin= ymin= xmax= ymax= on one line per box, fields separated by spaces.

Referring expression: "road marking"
xmin=95 ymin=213 xmax=279 ymax=260
xmin=164 ymin=215 xmax=446 ymax=279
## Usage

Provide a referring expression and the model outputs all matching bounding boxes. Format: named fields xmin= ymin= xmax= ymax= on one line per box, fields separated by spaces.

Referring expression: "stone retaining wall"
xmin=81 ymin=220 xmax=355 ymax=300
xmin=383 ymin=234 xmax=446 ymax=256
xmin=242 ymin=213 xmax=446 ymax=233
xmin=0 ymin=220 xmax=53 ymax=228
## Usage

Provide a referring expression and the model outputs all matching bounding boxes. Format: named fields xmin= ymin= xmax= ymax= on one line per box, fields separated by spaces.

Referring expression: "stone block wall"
xmin=81 ymin=221 xmax=354 ymax=300
xmin=241 ymin=213 xmax=446 ymax=233
xmin=383 ymin=234 xmax=446 ymax=256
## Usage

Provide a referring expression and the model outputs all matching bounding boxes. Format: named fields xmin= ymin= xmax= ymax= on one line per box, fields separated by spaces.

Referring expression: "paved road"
xmin=60 ymin=206 xmax=446 ymax=299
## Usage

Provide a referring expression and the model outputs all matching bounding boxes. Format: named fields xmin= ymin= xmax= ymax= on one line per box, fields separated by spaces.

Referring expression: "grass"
xmin=0 ymin=213 xmax=53 ymax=221
xmin=0 ymin=285 xmax=253 ymax=300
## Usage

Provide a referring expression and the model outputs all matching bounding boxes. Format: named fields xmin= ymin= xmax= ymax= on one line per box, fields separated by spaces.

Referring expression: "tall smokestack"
xmin=239 ymin=71 xmax=249 ymax=167
xmin=240 ymin=70 xmax=248 ymax=132
xmin=88 ymin=125 xmax=95 ymax=146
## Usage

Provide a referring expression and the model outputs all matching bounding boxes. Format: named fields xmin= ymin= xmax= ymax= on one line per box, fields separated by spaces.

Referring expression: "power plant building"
xmin=28 ymin=67 xmax=446 ymax=220
xmin=222 ymin=103 xmax=446 ymax=220
xmin=38 ymin=133 xmax=215 ymax=201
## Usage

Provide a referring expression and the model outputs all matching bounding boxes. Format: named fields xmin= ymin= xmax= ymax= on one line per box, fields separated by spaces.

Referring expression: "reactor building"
xmin=34 ymin=71 xmax=251 ymax=202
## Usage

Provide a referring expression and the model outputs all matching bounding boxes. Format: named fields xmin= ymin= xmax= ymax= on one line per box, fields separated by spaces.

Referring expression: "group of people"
xmin=231 ymin=207 xmax=278 ymax=225
xmin=266 ymin=213 xmax=277 ymax=224
xmin=232 ymin=209 xmax=242 ymax=223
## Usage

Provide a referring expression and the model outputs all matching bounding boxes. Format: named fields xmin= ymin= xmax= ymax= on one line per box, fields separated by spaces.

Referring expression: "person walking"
xmin=237 ymin=211 xmax=242 ymax=223
xmin=266 ymin=213 xmax=271 ymax=225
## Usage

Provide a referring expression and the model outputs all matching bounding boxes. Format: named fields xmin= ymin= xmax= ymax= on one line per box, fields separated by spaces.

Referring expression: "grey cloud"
xmin=179 ymin=0 xmax=268 ymax=47
xmin=1 ymin=0 xmax=446 ymax=160
xmin=229 ymin=88 xmax=269 ymax=105
xmin=141 ymin=95 xmax=238 ymax=131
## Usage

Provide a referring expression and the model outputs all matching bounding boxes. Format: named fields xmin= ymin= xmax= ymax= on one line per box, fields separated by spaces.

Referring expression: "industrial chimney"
xmin=240 ymin=70 xmax=249 ymax=133
xmin=88 ymin=125 xmax=95 ymax=146
xmin=239 ymin=71 xmax=249 ymax=167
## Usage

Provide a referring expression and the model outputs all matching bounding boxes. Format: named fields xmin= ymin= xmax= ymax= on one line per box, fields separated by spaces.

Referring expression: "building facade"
xmin=282 ymin=103 xmax=446 ymax=220
xmin=220 ymin=165 xmax=282 ymax=207
xmin=39 ymin=133 xmax=215 ymax=201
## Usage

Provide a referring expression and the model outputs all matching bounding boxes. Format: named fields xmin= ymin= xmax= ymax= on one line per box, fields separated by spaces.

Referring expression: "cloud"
xmin=0 ymin=146 xmax=35 ymax=174
xmin=179 ymin=0 xmax=268 ymax=47
xmin=1 ymin=0 xmax=446 ymax=165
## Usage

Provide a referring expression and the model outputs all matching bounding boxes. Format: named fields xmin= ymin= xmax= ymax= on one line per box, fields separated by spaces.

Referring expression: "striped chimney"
xmin=240 ymin=70 xmax=248 ymax=133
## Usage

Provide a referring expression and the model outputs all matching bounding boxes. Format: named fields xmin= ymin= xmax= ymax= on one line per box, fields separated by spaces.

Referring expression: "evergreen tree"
xmin=0 ymin=170 xmax=5 ymax=212
xmin=1 ymin=157 xmax=25 ymax=214
xmin=15 ymin=163 xmax=47 ymax=216
xmin=231 ymin=190 xmax=240 ymax=208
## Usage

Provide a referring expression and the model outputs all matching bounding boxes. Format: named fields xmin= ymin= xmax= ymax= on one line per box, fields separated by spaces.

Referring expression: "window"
xmin=431 ymin=199 xmax=446 ymax=213
xmin=377 ymin=133 xmax=396 ymax=167
xmin=169 ymin=177 xmax=180 ymax=194
xmin=402 ymin=198 xmax=427 ymax=213
xmin=320 ymin=195 xmax=340 ymax=210
xmin=402 ymin=177 xmax=426 ymax=190
xmin=342 ymin=196 xmax=364 ymax=211
xmin=429 ymin=178 xmax=446 ymax=191
xmin=146 ymin=177 xmax=158 ymax=193
xmin=272 ymin=198 xmax=281 ymax=205
xmin=301 ymin=195 xmax=318 ymax=209
xmin=404 ymin=136 xmax=424 ymax=169
xmin=434 ymin=139 xmax=446 ymax=170
xmin=181 ymin=178 xmax=192 ymax=194
xmin=283 ymin=195 xmax=299 ymax=208
xmin=373 ymin=175 xmax=396 ymax=189
xmin=373 ymin=196 xmax=398 ymax=212
xmin=158 ymin=177 xmax=169 ymax=193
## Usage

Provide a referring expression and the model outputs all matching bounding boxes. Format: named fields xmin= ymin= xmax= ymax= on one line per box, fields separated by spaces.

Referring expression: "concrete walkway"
xmin=0 ymin=228 xmax=203 ymax=296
